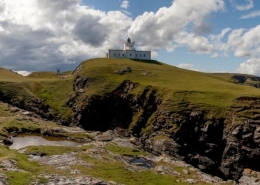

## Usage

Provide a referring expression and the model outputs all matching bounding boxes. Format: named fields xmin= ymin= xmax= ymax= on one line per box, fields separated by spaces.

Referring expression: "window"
xmin=140 ymin=54 xmax=142 ymax=57
xmin=130 ymin=53 xmax=132 ymax=56
xmin=114 ymin=53 xmax=116 ymax=56
xmin=144 ymin=54 xmax=146 ymax=57
xmin=122 ymin=54 xmax=124 ymax=57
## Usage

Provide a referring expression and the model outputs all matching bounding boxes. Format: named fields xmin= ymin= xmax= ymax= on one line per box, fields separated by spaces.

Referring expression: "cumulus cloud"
xmin=192 ymin=23 xmax=213 ymax=36
xmin=15 ymin=71 xmax=32 ymax=76
xmin=0 ymin=0 xmax=259 ymax=75
xmin=121 ymin=0 xmax=130 ymax=9
xmin=178 ymin=63 xmax=197 ymax=70
xmin=240 ymin=10 xmax=260 ymax=19
xmin=209 ymin=28 xmax=231 ymax=57
xmin=128 ymin=0 xmax=225 ymax=54
xmin=0 ymin=0 xmax=236 ymax=72
xmin=230 ymin=0 xmax=254 ymax=11
xmin=124 ymin=0 xmax=259 ymax=63
xmin=237 ymin=58 xmax=260 ymax=76
xmin=227 ymin=25 xmax=260 ymax=58
xmin=0 ymin=0 xmax=132 ymax=71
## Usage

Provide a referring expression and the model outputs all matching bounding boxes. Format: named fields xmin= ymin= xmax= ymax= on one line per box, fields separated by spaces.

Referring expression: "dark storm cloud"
xmin=0 ymin=0 xmax=132 ymax=72
xmin=0 ymin=24 xmax=58 ymax=70
xmin=73 ymin=16 xmax=109 ymax=47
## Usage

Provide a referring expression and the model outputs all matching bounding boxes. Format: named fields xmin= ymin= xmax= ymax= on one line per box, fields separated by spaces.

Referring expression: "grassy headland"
xmin=0 ymin=58 xmax=258 ymax=184
xmin=71 ymin=58 xmax=260 ymax=122
xmin=0 ymin=58 xmax=260 ymax=124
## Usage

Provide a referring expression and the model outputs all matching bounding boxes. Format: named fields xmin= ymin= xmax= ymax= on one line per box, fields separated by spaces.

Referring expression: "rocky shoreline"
xmin=0 ymin=102 xmax=259 ymax=185
xmin=1 ymin=129 xmax=237 ymax=185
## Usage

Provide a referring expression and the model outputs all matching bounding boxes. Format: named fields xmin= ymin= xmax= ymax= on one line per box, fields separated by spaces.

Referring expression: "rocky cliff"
xmin=64 ymin=71 xmax=260 ymax=182
xmin=1 ymin=58 xmax=260 ymax=182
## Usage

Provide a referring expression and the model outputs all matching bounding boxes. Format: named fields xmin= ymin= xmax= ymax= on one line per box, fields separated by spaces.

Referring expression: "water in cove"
xmin=9 ymin=135 xmax=80 ymax=150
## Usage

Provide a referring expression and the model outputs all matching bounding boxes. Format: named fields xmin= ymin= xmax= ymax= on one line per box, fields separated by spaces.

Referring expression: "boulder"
xmin=94 ymin=131 xmax=114 ymax=141
xmin=3 ymin=138 xmax=13 ymax=145
xmin=41 ymin=128 xmax=53 ymax=136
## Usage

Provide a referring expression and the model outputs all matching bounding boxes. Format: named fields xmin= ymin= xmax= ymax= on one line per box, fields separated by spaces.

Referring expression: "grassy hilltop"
xmin=0 ymin=58 xmax=260 ymax=123
xmin=72 ymin=58 xmax=259 ymax=106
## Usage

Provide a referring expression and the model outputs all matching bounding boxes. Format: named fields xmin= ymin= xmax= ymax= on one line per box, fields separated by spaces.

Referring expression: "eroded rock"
xmin=30 ymin=152 xmax=91 ymax=170
xmin=1 ymin=159 xmax=25 ymax=172
xmin=35 ymin=174 xmax=111 ymax=185
xmin=94 ymin=131 xmax=114 ymax=141
xmin=0 ymin=174 xmax=7 ymax=185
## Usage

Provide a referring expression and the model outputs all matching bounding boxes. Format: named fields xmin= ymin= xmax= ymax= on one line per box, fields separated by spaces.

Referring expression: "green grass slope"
xmin=0 ymin=68 xmax=74 ymax=119
xmin=75 ymin=58 xmax=260 ymax=111
xmin=1 ymin=58 xmax=260 ymax=122
xmin=0 ymin=68 xmax=27 ymax=82
xmin=28 ymin=71 xmax=72 ymax=79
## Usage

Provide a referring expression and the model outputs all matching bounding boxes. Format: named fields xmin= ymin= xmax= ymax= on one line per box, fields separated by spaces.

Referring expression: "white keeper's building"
xmin=107 ymin=38 xmax=151 ymax=60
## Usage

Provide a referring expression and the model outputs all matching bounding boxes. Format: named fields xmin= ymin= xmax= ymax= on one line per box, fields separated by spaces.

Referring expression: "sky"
xmin=1 ymin=0 xmax=260 ymax=76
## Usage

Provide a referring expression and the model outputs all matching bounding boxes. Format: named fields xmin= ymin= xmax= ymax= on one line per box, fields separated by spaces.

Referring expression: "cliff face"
xmin=65 ymin=75 xmax=260 ymax=182
xmin=67 ymin=77 xmax=159 ymax=133
xmin=0 ymin=87 xmax=54 ymax=120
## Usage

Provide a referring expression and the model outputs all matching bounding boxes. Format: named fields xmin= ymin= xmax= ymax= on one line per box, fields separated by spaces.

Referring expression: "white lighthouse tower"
xmin=124 ymin=38 xmax=135 ymax=50
xmin=107 ymin=38 xmax=151 ymax=60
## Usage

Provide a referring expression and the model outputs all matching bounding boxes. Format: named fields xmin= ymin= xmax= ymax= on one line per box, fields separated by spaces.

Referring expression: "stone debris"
xmin=94 ymin=131 xmax=114 ymax=141
xmin=146 ymin=155 xmax=233 ymax=184
xmin=33 ymin=152 xmax=90 ymax=167
xmin=182 ymin=178 xmax=197 ymax=184
xmin=238 ymin=168 xmax=260 ymax=185
xmin=155 ymin=165 xmax=181 ymax=176
xmin=112 ymin=138 xmax=136 ymax=148
xmin=0 ymin=174 xmax=7 ymax=185
xmin=161 ymin=157 xmax=191 ymax=168
xmin=140 ymin=69 xmax=152 ymax=76
xmin=238 ymin=176 xmax=260 ymax=185
xmin=29 ymin=152 xmax=92 ymax=174
xmin=10 ymin=107 xmax=20 ymax=113
xmin=114 ymin=67 xmax=132 ymax=75
xmin=1 ymin=159 xmax=25 ymax=172
xmin=197 ymin=172 xmax=232 ymax=184
xmin=146 ymin=155 xmax=165 ymax=163
xmin=85 ymin=148 xmax=107 ymax=160
xmin=61 ymin=126 xmax=86 ymax=133
xmin=34 ymin=174 xmax=111 ymax=185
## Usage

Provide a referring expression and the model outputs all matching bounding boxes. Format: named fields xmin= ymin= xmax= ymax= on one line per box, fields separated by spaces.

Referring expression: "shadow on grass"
xmin=130 ymin=59 xmax=162 ymax=65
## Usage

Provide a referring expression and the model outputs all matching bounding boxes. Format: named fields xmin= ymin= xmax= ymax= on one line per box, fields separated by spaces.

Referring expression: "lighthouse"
xmin=124 ymin=38 xmax=135 ymax=50
xmin=107 ymin=38 xmax=151 ymax=60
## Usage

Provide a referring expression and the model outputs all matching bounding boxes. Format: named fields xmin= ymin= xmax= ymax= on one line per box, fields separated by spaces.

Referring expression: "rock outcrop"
xmin=0 ymin=88 xmax=55 ymax=120
xmin=67 ymin=77 xmax=159 ymax=134
xmin=65 ymin=75 xmax=260 ymax=182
